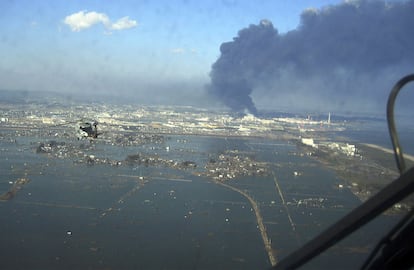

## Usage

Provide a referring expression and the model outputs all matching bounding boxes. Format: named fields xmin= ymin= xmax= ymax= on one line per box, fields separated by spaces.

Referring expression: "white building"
xmin=301 ymin=138 xmax=318 ymax=148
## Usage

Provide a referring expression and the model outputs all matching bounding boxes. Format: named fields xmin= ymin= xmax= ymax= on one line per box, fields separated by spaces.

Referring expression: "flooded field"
xmin=0 ymin=130 xmax=402 ymax=269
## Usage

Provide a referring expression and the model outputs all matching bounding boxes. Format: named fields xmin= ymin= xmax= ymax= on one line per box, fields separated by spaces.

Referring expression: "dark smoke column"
xmin=207 ymin=20 xmax=278 ymax=115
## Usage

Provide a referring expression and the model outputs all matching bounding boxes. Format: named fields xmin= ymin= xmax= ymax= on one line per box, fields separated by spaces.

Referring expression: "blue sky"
xmin=0 ymin=0 xmax=343 ymax=99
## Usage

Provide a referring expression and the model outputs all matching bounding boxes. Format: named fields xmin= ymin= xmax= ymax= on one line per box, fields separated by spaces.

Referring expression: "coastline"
xmin=298 ymin=141 xmax=409 ymax=209
xmin=362 ymin=143 xmax=414 ymax=163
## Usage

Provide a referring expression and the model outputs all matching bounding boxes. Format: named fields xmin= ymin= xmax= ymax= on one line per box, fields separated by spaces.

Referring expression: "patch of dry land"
xmin=299 ymin=141 xmax=414 ymax=212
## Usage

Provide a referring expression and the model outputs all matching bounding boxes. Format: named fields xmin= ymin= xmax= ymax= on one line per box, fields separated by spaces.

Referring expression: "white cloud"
xmin=64 ymin=10 xmax=137 ymax=32
xmin=64 ymin=11 xmax=109 ymax=32
xmin=109 ymin=16 xmax=137 ymax=30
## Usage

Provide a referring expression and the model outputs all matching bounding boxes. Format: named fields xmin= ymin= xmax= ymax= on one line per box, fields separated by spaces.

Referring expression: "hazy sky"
xmin=0 ymin=1 xmax=341 ymax=98
xmin=1 ymin=0 xmax=412 ymax=113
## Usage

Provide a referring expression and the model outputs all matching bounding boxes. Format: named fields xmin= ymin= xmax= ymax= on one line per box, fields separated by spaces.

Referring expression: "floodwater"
xmin=0 ymin=131 xmax=401 ymax=269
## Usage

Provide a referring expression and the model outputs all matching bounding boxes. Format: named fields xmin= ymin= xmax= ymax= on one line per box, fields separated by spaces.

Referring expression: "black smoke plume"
xmin=207 ymin=0 xmax=414 ymax=114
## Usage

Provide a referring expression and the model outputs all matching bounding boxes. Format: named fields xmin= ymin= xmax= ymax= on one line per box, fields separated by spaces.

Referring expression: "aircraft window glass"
xmin=0 ymin=1 xmax=413 ymax=269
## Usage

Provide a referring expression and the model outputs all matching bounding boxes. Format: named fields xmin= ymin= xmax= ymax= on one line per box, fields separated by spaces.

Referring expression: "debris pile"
xmin=111 ymin=134 xmax=165 ymax=146
xmin=202 ymin=150 xmax=268 ymax=181
xmin=125 ymin=153 xmax=197 ymax=170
